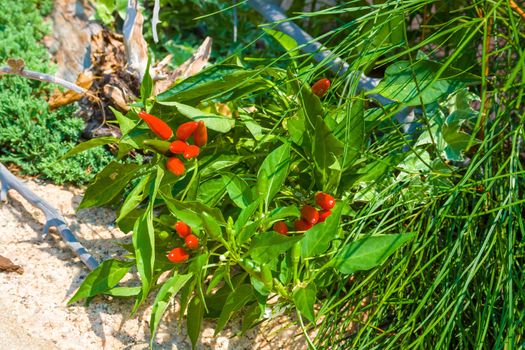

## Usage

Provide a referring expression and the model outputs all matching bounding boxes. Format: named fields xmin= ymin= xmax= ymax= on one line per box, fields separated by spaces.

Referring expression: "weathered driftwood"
xmin=0 ymin=163 xmax=99 ymax=270
xmin=123 ymin=0 xmax=148 ymax=80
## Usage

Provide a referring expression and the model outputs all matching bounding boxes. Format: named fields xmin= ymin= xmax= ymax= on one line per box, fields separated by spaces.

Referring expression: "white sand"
xmin=0 ymin=178 xmax=305 ymax=349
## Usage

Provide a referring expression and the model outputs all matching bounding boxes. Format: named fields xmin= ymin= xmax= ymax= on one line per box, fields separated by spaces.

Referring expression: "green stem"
xmin=180 ymin=159 xmax=198 ymax=201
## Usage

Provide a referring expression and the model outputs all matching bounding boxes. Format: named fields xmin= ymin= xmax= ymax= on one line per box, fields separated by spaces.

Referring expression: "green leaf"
xmin=159 ymin=102 xmax=234 ymax=133
xmin=222 ymin=173 xmax=253 ymax=209
xmin=242 ymin=303 xmax=263 ymax=333
xmin=312 ymin=117 xmax=344 ymax=191
xmin=68 ymin=259 xmax=134 ymax=304
xmin=188 ymin=253 xmax=210 ymax=306
xmin=248 ymin=232 xmax=303 ymax=264
xmin=59 ymin=136 xmax=118 ymax=161
xmin=187 ymin=296 xmax=205 ymax=349
xmin=149 ymin=273 xmax=193 ymax=346
xmin=368 ymin=60 xmax=480 ymax=106
xmin=104 ymin=286 xmax=141 ymax=297
xmin=133 ymin=167 xmax=163 ymax=312
xmin=79 ymin=162 xmax=141 ymax=209
xmin=286 ymin=112 xmax=308 ymax=147
xmin=163 ymin=195 xmax=225 ymax=228
xmin=330 ymin=97 xmax=365 ymax=169
xmin=333 ymin=234 xmax=415 ymax=274
xmin=141 ymin=55 xmax=153 ymax=104
xmin=94 ymin=0 xmax=115 ymax=24
xmin=111 ymin=107 xmax=136 ymax=135
xmin=256 ymin=142 xmax=291 ymax=210
xmin=234 ymin=199 xmax=260 ymax=235
xmin=206 ymin=267 xmax=226 ymax=294
xmin=156 ymin=65 xmax=269 ymax=105
xmin=200 ymin=211 xmax=223 ymax=241
xmin=199 ymin=154 xmax=246 ymax=178
xmin=132 ymin=209 xmax=155 ymax=313
xmin=215 ymin=284 xmax=255 ymax=334
xmin=340 ymin=153 xmax=406 ymax=190
xmin=293 ymin=283 xmax=316 ymax=322
xmin=301 ymin=203 xmax=343 ymax=258
xmin=197 ymin=177 xmax=228 ymax=207
xmin=116 ymin=173 xmax=152 ymax=224
xmin=442 ymin=125 xmax=472 ymax=161
xmin=261 ymin=206 xmax=300 ymax=228
xmin=263 ymin=28 xmax=298 ymax=57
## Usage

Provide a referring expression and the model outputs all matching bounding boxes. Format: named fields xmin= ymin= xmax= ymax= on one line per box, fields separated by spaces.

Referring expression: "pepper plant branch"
xmin=0 ymin=163 xmax=99 ymax=270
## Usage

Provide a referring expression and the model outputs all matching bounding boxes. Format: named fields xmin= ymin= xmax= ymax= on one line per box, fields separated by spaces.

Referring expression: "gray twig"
xmin=0 ymin=163 xmax=99 ymax=270
xmin=0 ymin=66 xmax=86 ymax=94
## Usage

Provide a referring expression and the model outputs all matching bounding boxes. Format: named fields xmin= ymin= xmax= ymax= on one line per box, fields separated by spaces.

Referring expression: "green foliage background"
xmin=0 ymin=0 xmax=113 ymax=184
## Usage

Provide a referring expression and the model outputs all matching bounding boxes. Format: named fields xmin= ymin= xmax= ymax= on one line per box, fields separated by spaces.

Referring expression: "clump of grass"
xmin=254 ymin=0 xmax=524 ymax=348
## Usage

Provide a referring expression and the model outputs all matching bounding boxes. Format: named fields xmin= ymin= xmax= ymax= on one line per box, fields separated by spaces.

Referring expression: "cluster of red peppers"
xmin=273 ymin=192 xmax=336 ymax=235
xmin=141 ymin=79 xmax=331 ymax=263
xmin=167 ymin=221 xmax=200 ymax=263
xmin=138 ymin=111 xmax=207 ymax=176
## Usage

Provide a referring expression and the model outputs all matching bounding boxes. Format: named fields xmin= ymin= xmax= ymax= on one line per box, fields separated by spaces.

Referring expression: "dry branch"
xmin=0 ymin=58 xmax=87 ymax=94
xmin=123 ymin=0 xmax=148 ymax=80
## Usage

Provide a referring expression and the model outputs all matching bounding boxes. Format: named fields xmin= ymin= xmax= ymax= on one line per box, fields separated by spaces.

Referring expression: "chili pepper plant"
xmin=66 ymin=47 xmax=480 ymax=346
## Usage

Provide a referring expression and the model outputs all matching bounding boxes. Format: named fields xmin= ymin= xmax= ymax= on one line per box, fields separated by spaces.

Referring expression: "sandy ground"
xmin=0 ymin=178 xmax=306 ymax=349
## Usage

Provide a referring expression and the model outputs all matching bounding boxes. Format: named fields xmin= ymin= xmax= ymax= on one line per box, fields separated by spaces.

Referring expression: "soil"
xmin=0 ymin=178 xmax=306 ymax=349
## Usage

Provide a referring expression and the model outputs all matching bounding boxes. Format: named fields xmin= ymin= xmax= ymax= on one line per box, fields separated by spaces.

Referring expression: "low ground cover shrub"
xmin=0 ymin=0 xmax=113 ymax=184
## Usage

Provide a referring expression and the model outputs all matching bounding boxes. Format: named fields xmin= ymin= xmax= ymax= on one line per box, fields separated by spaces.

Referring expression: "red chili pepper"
xmin=311 ymin=78 xmax=330 ymax=98
xmin=318 ymin=209 xmax=332 ymax=223
xmin=176 ymin=121 xmax=199 ymax=141
xmin=169 ymin=140 xmax=189 ymax=154
xmin=294 ymin=219 xmax=313 ymax=232
xmin=166 ymin=157 xmax=185 ymax=176
xmin=273 ymin=221 xmax=288 ymax=235
xmin=185 ymin=234 xmax=199 ymax=250
xmin=193 ymin=121 xmax=207 ymax=147
xmin=315 ymin=192 xmax=336 ymax=210
xmin=301 ymin=205 xmax=319 ymax=225
xmin=183 ymin=145 xmax=200 ymax=159
xmin=138 ymin=111 xmax=173 ymax=140
xmin=167 ymin=247 xmax=189 ymax=263
xmin=174 ymin=221 xmax=192 ymax=238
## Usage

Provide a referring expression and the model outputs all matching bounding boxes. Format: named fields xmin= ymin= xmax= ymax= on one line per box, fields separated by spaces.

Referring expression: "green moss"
xmin=0 ymin=0 xmax=113 ymax=185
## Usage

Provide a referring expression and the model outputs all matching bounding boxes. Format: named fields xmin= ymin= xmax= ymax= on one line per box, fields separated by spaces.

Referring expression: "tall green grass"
xmin=282 ymin=0 xmax=525 ymax=348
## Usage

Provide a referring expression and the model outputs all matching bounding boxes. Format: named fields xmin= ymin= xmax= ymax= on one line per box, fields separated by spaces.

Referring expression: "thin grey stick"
xmin=0 ymin=66 xmax=86 ymax=94
xmin=0 ymin=163 xmax=99 ymax=270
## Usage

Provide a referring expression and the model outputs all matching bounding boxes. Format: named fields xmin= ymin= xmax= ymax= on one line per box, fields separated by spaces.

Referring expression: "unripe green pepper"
xmin=143 ymin=139 xmax=171 ymax=155
xmin=158 ymin=230 xmax=170 ymax=240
